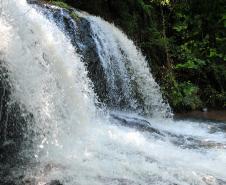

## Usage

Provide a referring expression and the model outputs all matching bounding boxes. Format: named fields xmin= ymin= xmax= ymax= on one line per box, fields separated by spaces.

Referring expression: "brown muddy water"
xmin=175 ymin=110 xmax=226 ymax=123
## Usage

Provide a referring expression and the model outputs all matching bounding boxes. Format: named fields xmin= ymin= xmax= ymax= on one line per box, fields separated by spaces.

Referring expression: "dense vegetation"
xmin=49 ymin=0 xmax=226 ymax=112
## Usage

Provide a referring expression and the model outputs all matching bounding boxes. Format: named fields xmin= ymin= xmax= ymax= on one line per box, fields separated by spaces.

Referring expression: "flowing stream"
xmin=0 ymin=1 xmax=226 ymax=185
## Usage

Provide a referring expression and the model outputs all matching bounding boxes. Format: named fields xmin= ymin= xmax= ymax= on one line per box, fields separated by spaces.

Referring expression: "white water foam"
xmin=30 ymin=117 xmax=226 ymax=185
xmin=81 ymin=14 xmax=171 ymax=118
xmin=0 ymin=1 xmax=226 ymax=185
xmin=0 ymin=0 xmax=97 ymax=156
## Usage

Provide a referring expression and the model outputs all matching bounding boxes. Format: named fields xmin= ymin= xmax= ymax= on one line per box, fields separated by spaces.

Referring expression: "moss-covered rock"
xmin=50 ymin=0 xmax=70 ymax=9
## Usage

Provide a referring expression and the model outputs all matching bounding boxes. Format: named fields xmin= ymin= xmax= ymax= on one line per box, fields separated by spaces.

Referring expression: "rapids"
xmin=0 ymin=1 xmax=225 ymax=185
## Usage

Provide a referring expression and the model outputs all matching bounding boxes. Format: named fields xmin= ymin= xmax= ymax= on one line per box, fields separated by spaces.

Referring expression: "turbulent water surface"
xmin=0 ymin=1 xmax=226 ymax=185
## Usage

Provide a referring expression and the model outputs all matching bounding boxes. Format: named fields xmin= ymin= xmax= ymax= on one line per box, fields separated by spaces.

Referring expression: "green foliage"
xmin=173 ymin=23 xmax=187 ymax=32
xmin=50 ymin=0 xmax=70 ymax=9
xmin=137 ymin=0 xmax=153 ymax=14
xmin=49 ymin=1 xmax=80 ymax=20
xmin=175 ymin=59 xmax=205 ymax=70
xmin=151 ymin=0 xmax=170 ymax=5
xmin=162 ymin=73 xmax=202 ymax=111
xmin=174 ymin=43 xmax=206 ymax=70
xmin=178 ymin=82 xmax=202 ymax=110
xmin=48 ymin=1 xmax=80 ymax=21
xmin=208 ymin=48 xmax=225 ymax=60
xmin=203 ymin=86 xmax=226 ymax=108
xmin=70 ymin=12 xmax=79 ymax=20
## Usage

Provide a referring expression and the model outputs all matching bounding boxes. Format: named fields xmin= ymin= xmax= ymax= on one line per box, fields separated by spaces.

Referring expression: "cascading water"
xmin=0 ymin=1 xmax=226 ymax=185
xmin=36 ymin=5 xmax=171 ymax=117
xmin=86 ymin=15 xmax=172 ymax=117
xmin=0 ymin=0 xmax=98 ymax=180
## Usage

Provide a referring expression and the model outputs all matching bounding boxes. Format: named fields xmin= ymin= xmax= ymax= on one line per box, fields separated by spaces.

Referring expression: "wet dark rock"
xmin=165 ymin=132 xmax=226 ymax=149
xmin=73 ymin=17 xmax=109 ymax=105
xmin=110 ymin=113 xmax=163 ymax=135
xmin=0 ymin=180 xmax=17 ymax=185
xmin=27 ymin=0 xmax=41 ymax=5
xmin=0 ymin=62 xmax=33 ymax=184
xmin=33 ymin=4 xmax=109 ymax=105
xmin=217 ymin=179 xmax=226 ymax=185
xmin=98 ymin=176 xmax=140 ymax=185
xmin=46 ymin=180 xmax=63 ymax=185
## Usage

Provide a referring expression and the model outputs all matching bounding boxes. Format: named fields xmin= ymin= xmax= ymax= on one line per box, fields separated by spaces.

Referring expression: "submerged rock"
xmin=46 ymin=180 xmax=63 ymax=185
xmin=110 ymin=112 xmax=163 ymax=135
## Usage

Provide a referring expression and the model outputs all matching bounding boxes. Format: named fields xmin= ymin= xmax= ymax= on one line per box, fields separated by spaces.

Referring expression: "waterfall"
xmin=0 ymin=1 xmax=226 ymax=185
xmin=0 ymin=0 xmax=98 ymax=159
xmin=36 ymin=5 xmax=171 ymax=118
xmin=86 ymin=15 xmax=172 ymax=117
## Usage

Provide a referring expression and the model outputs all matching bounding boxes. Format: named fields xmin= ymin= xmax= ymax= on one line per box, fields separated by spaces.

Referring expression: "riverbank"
xmin=175 ymin=110 xmax=226 ymax=122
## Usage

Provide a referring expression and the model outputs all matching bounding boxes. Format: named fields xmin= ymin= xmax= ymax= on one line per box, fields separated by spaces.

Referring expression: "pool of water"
xmin=175 ymin=110 xmax=226 ymax=123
